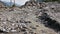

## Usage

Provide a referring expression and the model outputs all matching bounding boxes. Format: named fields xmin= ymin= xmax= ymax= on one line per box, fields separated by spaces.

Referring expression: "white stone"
xmin=3 ymin=28 xmax=6 ymax=31
xmin=12 ymin=23 xmax=15 ymax=26
xmin=11 ymin=30 xmax=16 ymax=32
xmin=3 ymin=22 xmax=6 ymax=24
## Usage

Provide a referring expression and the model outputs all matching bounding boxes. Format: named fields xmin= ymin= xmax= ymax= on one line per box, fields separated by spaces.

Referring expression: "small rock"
xmin=25 ymin=21 xmax=31 ymax=23
xmin=3 ymin=22 xmax=6 ymax=24
xmin=2 ymin=28 xmax=6 ymax=31
xmin=11 ymin=30 xmax=17 ymax=32
xmin=24 ymin=32 xmax=27 ymax=34
xmin=36 ymin=25 xmax=39 ymax=27
xmin=30 ymin=26 xmax=36 ymax=29
xmin=21 ymin=28 xmax=26 ymax=32
xmin=29 ymin=31 xmax=34 ymax=34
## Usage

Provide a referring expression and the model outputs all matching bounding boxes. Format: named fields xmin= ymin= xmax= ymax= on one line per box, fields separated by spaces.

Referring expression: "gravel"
xmin=0 ymin=1 xmax=60 ymax=34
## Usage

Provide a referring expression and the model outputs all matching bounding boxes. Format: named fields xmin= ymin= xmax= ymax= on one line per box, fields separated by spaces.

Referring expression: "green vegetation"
xmin=44 ymin=0 xmax=60 ymax=2
xmin=12 ymin=4 xmax=16 ymax=7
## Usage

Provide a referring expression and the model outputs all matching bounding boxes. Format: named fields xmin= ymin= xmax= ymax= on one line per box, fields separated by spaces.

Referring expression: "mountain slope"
xmin=0 ymin=1 xmax=6 ymax=7
xmin=0 ymin=1 xmax=60 ymax=34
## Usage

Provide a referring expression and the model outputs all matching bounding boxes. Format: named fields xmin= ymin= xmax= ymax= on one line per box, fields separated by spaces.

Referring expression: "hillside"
xmin=0 ymin=1 xmax=6 ymax=8
xmin=0 ymin=1 xmax=60 ymax=34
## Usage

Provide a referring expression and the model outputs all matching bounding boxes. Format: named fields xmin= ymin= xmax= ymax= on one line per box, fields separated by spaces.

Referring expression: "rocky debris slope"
xmin=0 ymin=1 xmax=60 ymax=34
xmin=0 ymin=1 xmax=6 ymax=8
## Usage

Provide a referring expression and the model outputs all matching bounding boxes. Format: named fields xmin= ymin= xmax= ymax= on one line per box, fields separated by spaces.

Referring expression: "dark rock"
xmin=29 ymin=31 xmax=34 ymax=34
xmin=34 ymin=33 xmax=37 ymax=34
xmin=39 ymin=12 xmax=60 ymax=32
xmin=16 ymin=21 xmax=18 ymax=23
xmin=0 ymin=30 xmax=8 ymax=33
xmin=36 ymin=25 xmax=39 ymax=27
xmin=24 ymin=32 xmax=27 ymax=34
xmin=25 ymin=21 xmax=31 ymax=23
xmin=21 ymin=28 xmax=26 ymax=32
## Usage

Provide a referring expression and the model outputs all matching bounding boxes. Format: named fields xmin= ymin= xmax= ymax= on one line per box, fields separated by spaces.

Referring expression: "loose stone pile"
xmin=0 ymin=1 xmax=60 ymax=34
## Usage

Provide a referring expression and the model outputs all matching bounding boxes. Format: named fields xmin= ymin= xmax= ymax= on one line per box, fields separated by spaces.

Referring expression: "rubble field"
xmin=0 ymin=1 xmax=60 ymax=34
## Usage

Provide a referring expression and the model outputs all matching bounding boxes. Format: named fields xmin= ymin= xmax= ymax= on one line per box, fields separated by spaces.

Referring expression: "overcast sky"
xmin=1 ymin=0 xmax=29 ymax=5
